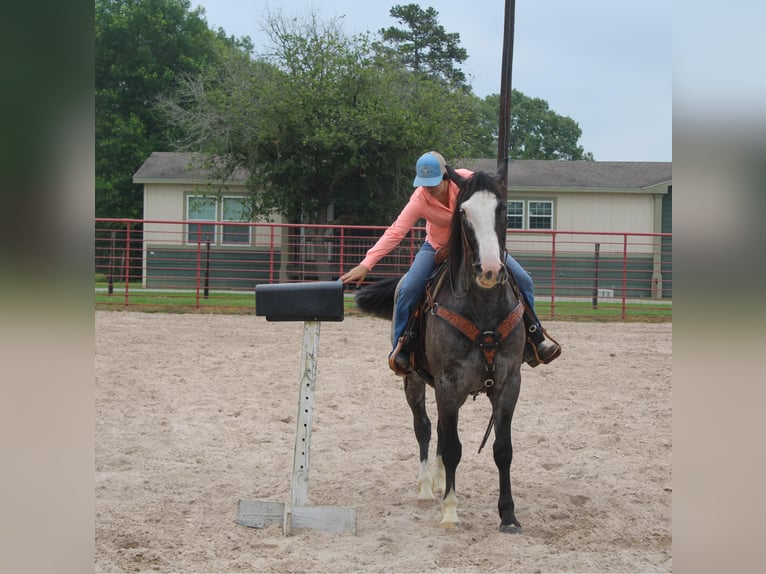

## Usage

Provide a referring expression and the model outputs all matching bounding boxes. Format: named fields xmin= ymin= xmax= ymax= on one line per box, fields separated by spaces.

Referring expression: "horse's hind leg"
xmin=404 ymin=375 xmax=434 ymax=505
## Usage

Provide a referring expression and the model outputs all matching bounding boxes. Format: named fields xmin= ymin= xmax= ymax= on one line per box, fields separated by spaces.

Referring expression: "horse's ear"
xmin=444 ymin=165 xmax=467 ymax=186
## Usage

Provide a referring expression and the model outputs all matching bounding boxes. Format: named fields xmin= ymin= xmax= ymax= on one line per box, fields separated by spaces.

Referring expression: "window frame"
xmin=506 ymin=200 xmax=524 ymax=230
xmin=220 ymin=195 xmax=251 ymax=246
xmin=527 ymin=200 xmax=554 ymax=230
xmin=186 ymin=195 xmax=218 ymax=245
xmin=185 ymin=193 xmax=253 ymax=246
xmin=505 ymin=199 xmax=555 ymax=230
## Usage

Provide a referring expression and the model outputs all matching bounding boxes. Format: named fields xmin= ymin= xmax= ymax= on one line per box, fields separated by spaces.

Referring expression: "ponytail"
xmin=444 ymin=164 xmax=467 ymax=186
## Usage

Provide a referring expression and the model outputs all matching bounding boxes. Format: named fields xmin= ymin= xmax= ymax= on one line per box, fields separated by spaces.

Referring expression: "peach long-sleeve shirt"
xmin=360 ymin=168 xmax=473 ymax=271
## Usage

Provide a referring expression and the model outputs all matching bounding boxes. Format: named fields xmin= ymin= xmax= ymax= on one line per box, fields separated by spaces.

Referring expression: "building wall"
xmin=142 ymin=182 xmax=284 ymax=246
xmin=506 ymin=190 xmax=659 ymax=256
xmin=143 ymin=183 xmax=187 ymax=244
xmin=558 ymin=192 xmax=655 ymax=234
xmin=141 ymin=182 xmax=288 ymax=286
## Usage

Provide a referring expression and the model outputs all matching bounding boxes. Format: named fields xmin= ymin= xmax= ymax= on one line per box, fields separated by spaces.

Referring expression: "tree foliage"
xmin=473 ymin=92 xmax=594 ymax=161
xmin=377 ymin=4 xmax=469 ymax=91
xmin=95 ymin=0 xmax=251 ymax=219
xmin=102 ymin=2 xmax=593 ymax=224
xmin=161 ymin=11 xmax=482 ymax=225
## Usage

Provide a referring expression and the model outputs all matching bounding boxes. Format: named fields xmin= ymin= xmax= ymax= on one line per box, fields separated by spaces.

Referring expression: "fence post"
xmin=592 ymin=242 xmax=600 ymax=309
xmin=204 ymin=241 xmax=211 ymax=299
xmin=195 ymin=223 xmax=202 ymax=309
xmin=550 ymin=231 xmax=557 ymax=319
xmin=269 ymin=225 xmax=275 ymax=283
xmin=622 ymin=234 xmax=628 ymax=319
xmin=108 ymin=231 xmax=115 ymax=295
xmin=123 ymin=225 xmax=131 ymax=307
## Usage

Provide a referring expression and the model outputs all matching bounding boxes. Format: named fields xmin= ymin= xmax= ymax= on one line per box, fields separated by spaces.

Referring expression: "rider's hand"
xmin=340 ymin=264 xmax=369 ymax=287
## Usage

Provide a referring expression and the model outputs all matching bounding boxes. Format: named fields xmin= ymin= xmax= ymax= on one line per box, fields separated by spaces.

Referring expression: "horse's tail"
xmin=355 ymin=276 xmax=400 ymax=320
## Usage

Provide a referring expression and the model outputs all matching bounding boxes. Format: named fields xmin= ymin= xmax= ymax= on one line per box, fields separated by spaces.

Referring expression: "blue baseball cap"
xmin=413 ymin=151 xmax=446 ymax=187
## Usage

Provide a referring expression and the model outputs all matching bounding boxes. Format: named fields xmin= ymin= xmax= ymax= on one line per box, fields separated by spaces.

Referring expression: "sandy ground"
xmin=95 ymin=311 xmax=672 ymax=573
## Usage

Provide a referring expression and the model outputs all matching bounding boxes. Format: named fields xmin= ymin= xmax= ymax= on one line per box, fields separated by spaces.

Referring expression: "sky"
xmin=190 ymin=0 xmax=672 ymax=162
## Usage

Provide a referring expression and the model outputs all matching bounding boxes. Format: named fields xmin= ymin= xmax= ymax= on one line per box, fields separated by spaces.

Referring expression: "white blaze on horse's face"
xmin=460 ymin=190 xmax=504 ymax=289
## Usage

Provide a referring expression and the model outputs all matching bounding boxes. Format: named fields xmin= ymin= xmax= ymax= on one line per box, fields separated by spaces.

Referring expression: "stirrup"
xmin=388 ymin=339 xmax=413 ymax=377
xmin=525 ymin=328 xmax=562 ymax=368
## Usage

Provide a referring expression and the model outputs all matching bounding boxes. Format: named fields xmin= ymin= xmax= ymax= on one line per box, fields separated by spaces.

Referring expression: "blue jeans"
xmin=392 ymin=242 xmax=536 ymax=348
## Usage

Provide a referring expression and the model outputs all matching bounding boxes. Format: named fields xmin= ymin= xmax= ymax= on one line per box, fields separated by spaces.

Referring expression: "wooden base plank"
xmin=237 ymin=500 xmax=356 ymax=535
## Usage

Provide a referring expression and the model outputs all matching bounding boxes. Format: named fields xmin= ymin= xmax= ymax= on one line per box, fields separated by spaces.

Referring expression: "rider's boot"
xmin=388 ymin=312 xmax=418 ymax=376
xmin=388 ymin=337 xmax=413 ymax=376
xmin=523 ymin=311 xmax=562 ymax=368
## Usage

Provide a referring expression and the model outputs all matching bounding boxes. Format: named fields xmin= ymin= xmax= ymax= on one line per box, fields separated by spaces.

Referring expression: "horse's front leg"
xmin=436 ymin=406 xmax=462 ymax=528
xmin=404 ymin=374 xmax=434 ymax=505
xmin=490 ymin=377 xmax=522 ymax=532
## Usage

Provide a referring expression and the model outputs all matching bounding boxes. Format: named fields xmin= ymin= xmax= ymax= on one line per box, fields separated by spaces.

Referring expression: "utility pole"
xmin=497 ymin=0 xmax=516 ymax=196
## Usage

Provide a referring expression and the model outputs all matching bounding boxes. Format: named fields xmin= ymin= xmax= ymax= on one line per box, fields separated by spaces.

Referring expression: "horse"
xmin=355 ymin=169 xmax=526 ymax=532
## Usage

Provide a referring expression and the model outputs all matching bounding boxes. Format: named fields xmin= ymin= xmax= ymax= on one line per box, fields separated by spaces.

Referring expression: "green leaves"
xmin=95 ymin=0 xmax=251 ymax=219
xmin=99 ymin=2 xmax=593 ymax=226
xmin=480 ymin=91 xmax=594 ymax=161
xmin=378 ymin=4 xmax=469 ymax=90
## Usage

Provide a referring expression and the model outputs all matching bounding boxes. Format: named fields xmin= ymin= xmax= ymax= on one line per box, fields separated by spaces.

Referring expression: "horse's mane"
xmin=444 ymin=167 xmax=506 ymax=282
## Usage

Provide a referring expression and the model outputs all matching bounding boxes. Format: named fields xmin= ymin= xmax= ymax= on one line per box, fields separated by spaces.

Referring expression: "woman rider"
xmin=340 ymin=151 xmax=561 ymax=375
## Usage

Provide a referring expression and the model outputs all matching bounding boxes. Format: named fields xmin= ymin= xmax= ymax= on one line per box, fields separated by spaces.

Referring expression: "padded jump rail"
xmin=255 ymin=280 xmax=345 ymax=322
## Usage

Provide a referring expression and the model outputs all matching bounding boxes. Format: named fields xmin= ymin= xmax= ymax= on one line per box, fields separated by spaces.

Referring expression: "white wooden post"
xmin=237 ymin=320 xmax=357 ymax=535
xmin=290 ymin=320 xmax=319 ymax=507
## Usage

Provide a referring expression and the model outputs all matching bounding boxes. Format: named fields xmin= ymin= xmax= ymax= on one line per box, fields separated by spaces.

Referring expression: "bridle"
xmin=455 ymin=199 xmax=509 ymax=291
xmin=428 ymin=194 xmax=522 ymax=387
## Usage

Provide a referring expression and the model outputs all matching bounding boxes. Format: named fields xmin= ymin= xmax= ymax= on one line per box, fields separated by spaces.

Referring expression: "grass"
xmin=95 ymin=281 xmax=359 ymax=315
xmin=535 ymin=300 xmax=671 ymax=322
xmin=95 ymin=275 xmax=671 ymax=321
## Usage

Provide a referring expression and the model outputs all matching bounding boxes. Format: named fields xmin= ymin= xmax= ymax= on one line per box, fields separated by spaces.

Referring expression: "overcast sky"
xmin=190 ymin=0 xmax=671 ymax=162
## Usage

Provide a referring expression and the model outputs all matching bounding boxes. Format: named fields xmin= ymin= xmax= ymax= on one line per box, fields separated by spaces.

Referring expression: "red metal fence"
xmin=95 ymin=218 xmax=672 ymax=321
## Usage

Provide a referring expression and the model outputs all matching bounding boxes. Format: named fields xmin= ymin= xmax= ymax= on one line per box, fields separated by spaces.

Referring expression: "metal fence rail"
xmin=95 ymin=218 xmax=672 ymax=321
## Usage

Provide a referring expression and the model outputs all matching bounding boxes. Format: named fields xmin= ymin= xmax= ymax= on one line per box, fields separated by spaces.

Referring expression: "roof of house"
xmin=133 ymin=152 xmax=249 ymax=183
xmin=134 ymin=152 xmax=671 ymax=190
xmin=463 ymin=158 xmax=671 ymax=190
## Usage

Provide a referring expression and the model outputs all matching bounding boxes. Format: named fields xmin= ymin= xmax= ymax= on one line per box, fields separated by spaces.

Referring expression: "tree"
xmin=377 ymin=4 xmax=469 ymax=91
xmin=159 ymin=8 xmax=593 ymax=227
xmin=95 ymin=0 xmax=251 ymax=219
xmin=161 ymin=11 xmax=482 ymax=226
xmin=475 ymin=92 xmax=594 ymax=160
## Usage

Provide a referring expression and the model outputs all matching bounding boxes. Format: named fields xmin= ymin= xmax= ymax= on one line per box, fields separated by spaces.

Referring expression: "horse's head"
xmin=447 ymin=171 xmax=508 ymax=290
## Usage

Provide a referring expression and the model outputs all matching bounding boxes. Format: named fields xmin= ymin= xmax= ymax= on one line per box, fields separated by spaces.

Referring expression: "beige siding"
xmin=143 ymin=182 xmax=284 ymax=247
xmin=143 ymin=183 xmax=188 ymax=244
xmin=558 ymin=193 xmax=655 ymax=255
xmin=558 ymin=192 xmax=654 ymax=233
xmin=506 ymin=191 xmax=657 ymax=255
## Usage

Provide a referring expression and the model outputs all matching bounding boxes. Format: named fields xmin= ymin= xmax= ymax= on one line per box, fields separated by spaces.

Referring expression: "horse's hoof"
xmin=498 ymin=523 xmax=522 ymax=534
xmin=439 ymin=520 xmax=461 ymax=530
xmin=416 ymin=497 xmax=435 ymax=508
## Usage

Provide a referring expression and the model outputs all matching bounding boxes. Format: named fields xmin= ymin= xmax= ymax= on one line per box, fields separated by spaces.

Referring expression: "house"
xmin=134 ymin=152 xmax=671 ymax=297
xmin=464 ymin=158 xmax=672 ymax=298
xmin=133 ymin=151 xmax=287 ymax=288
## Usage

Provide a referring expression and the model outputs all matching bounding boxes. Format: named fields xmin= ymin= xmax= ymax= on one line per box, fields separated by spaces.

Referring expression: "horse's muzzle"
xmin=474 ymin=264 xmax=507 ymax=289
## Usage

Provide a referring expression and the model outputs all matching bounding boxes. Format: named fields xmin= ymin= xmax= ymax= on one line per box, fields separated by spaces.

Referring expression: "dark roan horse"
xmin=356 ymin=169 xmax=526 ymax=532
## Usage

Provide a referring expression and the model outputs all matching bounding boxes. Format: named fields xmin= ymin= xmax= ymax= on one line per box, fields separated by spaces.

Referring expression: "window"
xmin=187 ymin=196 xmax=217 ymax=244
xmin=222 ymin=197 xmax=250 ymax=245
xmin=528 ymin=201 xmax=553 ymax=230
xmin=507 ymin=201 xmax=524 ymax=229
